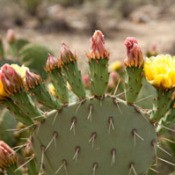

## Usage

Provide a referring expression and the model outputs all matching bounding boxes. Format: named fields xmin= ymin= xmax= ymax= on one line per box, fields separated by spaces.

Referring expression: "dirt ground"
xmin=1 ymin=2 xmax=175 ymax=68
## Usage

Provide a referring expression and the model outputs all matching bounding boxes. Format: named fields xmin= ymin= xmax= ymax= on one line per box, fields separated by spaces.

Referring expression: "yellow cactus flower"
xmin=144 ymin=55 xmax=175 ymax=89
xmin=11 ymin=64 xmax=29 ymax=80
xmin=48 ymin=83 xmax=56 ymax=97
xmin=109 ymin=61 xmax=122 ymax=72
xmin=0 ymin=71 xmax=7 ymax=98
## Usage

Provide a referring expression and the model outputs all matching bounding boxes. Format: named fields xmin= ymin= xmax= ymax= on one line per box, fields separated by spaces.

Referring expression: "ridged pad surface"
xmin=32 ymin=97 xmax=156 ymax=175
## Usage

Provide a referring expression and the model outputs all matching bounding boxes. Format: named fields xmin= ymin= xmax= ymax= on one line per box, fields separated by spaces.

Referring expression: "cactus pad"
xmin=32 ymin=96 xmax=156 ymax=175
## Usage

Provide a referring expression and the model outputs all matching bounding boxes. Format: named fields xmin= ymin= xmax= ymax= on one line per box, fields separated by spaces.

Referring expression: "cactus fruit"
xmin=1 ymin=30 xmax=175 ymax=175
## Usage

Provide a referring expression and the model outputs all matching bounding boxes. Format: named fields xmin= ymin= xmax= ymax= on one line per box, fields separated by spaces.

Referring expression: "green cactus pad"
xmin=19 ymin=44 xmax=51 ymax=78
xmin=49 ymin=68 xmax=68 ymax=104
xmin=89 ymin=59 xmax=109 ymax=97
xmin=32 ymin=96 xmax=156 ymax=175
xmin=125 ymin=67 xmax=143 ymax=103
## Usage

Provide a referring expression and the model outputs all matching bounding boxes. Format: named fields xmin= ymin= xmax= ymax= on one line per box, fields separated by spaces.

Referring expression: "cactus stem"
xmin=92 ymin=162 xmax=98 ymax=175
xmin=45 ymin=131 xmax=58 ymax=152
xmin=87 ymin=104 xmax=93 ymax=120
xmin=39 ymin=146 xmax=45 ymax=174
xmin=157 ymin=157 xmax=175 ymax=167
xmin=89 ymin=132 xmax=97 ymax=148
xmin=55 ymin=159 xmax=68 ymax=175
xmin=70 ymin=117 xmax=77 ymax=135
xmin=111 ymin=149 xmax=116 ymax=166
xmin=129 ymin=163 xmax=137 ymax=175
xmin=114 ymin=100 xmax=122 ymax=114
xmin=72 ymin=146 xmax=80 ymax=161
xmin=108 ymin=117 xmax=115 ymax=133
xmin=156 ymin=145 xmax=172 ymax=157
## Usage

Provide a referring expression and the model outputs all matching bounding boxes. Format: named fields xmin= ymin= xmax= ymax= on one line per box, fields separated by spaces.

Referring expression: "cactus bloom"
xmin=124 ymin=37 xmax=144 ymax=68
xmin=10 ymin=64 xmax=29 ymax=80
xmin=87 ymin=30 xmax=109 ymax=59
xmin=144 ymin=55 xmax=175 ymax=89
xmin=60 ymin=43 xmax=77 ymax=64
xmin=0 ymin=140 xmax=17 ymax=169
xmin=109 ymin=61 xmax=123 ymax=72
xmin=0 ymin=70 xmax=7 ymax=98
xmin=48 ymin=83 xmax=56 ymax=96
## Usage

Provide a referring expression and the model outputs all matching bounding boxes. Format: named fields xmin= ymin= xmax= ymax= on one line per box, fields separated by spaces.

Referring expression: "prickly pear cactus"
xmin=0 ymin=30 xmax=175 ymax=175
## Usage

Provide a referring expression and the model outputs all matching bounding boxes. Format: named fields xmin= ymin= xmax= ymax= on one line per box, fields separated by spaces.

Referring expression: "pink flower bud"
xmin=60 ymin=43 xmax=77 ymax=64
xmin=25 ymin=71 xmax=42 ymax=90
xmin=87 ymin=30 xmax=109 ymax=59
xmin=45 ymin=54 xmax=61 ymax=72
xmin=124 ymin=37 xmax=144 ymax=68
xmin=0 ymin=141 xmax=17 ymax=169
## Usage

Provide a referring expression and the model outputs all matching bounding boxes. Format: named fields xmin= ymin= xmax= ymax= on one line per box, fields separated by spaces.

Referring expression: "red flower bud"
xmin=87 ymin=30 xmax=109 ymax=59
xmin=0 ymin=140 xmax=17 ymax=169
xmin=60 ymin=43 xmax=77 ymax=64
xmin=124 ymin=37 xmax=144 ymax=68
xmin=25 ymin=71 xmax=42 ymax=90
xmin=45 ymin=54 xmax=61 ymax=72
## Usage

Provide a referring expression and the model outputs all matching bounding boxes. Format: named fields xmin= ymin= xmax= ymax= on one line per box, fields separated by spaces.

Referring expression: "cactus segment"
xmin=8 ymin=39 xmax=29 ymax=56
xmin=151 ymin=89 xmax=174 ymax=123
xmin=125 ymin=67 xmax=143 ymax=103
xmin=19 ymin=44 xmax=51 ymax=78
xmin=2 ymin=99 xmax=33 ymax=126
xmin=32 ymin=97 xmax=156 ymax=175
xmin=28 ymin=83 xmax=61 ymax=110
xmin=48 ymin=68 xmax=68 ymax=104
xmin=10 ymin=91 xmax=41 ymax=120
xmin=62 ymin=62 xmax=85 ymax=99
xmin=89 ymin=58 xmax=109 ymax=97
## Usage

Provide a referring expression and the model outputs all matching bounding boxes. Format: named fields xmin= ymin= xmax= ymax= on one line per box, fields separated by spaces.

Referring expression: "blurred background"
xmin=0 ymin=0 xmax=175 ymax=62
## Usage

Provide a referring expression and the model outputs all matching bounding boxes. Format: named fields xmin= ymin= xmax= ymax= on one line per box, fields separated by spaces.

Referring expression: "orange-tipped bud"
xmin=25 ymin=71 xmax=42 ymax=90
xmin=87 ymin=30 xmax=109 ymax=59
xmin=124 ymin=37 xmax=144 ymax=68
xmin=60 ymin=43 xmax=77 ymax=64
xmin=0 ymin=64 xmax=24 ymax=96
xmin=45 ymin=54 xmax=61 ymax=72
xmin=0 ymin=140 xmax=17 ymax=169
xmin=6 ymin=29 xmax=16 ymax=43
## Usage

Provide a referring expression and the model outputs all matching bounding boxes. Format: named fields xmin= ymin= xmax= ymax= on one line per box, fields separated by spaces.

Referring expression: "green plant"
xmin=0 ymin=30 xmax=175 ymax=175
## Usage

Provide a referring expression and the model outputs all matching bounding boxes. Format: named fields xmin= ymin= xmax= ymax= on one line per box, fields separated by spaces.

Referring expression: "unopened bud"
xmin=60 ymin=43 xmax=77 ymax=64
xmin=124 ymin=37 xmax=144 ymax=68
xmin=25 ymin=71 xmax=42 ymax=90
xmin=0 ymin=140 xmax=17 ymax=169
xmin=45 ymin=54 xmax=61 ymax=72
xmin=87 ymin=30 xmax=109 ymax=59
